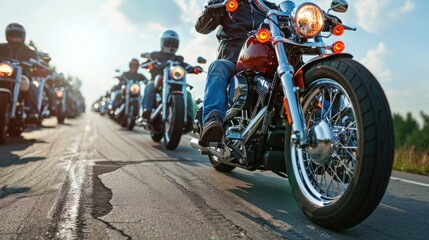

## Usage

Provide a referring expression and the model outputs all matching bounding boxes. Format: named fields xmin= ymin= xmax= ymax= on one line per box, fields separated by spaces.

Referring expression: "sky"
xmin=0 ymin=0 xmax=428 ymax=123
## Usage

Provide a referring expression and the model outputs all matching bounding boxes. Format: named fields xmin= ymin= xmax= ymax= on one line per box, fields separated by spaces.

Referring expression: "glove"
xmin=205 ymin=0 xmax=226 ymax=16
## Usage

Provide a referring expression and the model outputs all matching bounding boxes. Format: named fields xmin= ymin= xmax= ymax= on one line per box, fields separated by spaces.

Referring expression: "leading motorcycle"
xmin=191 ymin=0 xmax=394 ymax=230
xmin=141 ymin=54 xmax=204 ymax=150
xmin=0 ymin=57 xmax=29 ymax=143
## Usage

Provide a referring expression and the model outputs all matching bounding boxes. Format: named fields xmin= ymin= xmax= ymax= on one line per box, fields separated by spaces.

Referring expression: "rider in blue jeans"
xmin=195 ymin=0 xmax=276 ymax=146
xmin=141 ymin=30 xmax=200 ymax=131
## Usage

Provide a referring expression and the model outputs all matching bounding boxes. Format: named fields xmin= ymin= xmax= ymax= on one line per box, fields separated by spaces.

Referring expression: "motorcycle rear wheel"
xmin=163 ymin=94 xmax=184 ymax=150
xmin=285 ymin=58 xmax=394 ymax=230
xmin=0 ymin=93 xmax=10 ymax=144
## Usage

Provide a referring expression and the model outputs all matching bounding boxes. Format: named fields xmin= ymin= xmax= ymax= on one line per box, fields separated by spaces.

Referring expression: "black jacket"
xmin=195 ymin=0 xmax=276 ymax=63
xmin=121 ymin=71 xmax=148 ymax=84
xmin=0 ymin=43 xmax=37 ymax=62
xmin=145 ymin=51 xmax=191 ymax=80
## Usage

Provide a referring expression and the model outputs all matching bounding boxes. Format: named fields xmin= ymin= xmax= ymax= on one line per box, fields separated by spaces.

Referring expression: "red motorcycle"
xmin=191 ymin=0 xmax=393 ymax=230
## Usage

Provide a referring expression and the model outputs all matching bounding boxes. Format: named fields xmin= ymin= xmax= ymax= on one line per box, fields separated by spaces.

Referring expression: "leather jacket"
xmin=195 ymin=0 xmax=276 ymax=63
xmin=144 ymin=51 xmax=191 ymax=80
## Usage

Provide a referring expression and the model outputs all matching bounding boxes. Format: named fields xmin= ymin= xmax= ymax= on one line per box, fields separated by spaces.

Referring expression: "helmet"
xmin=160 ymin=30 xmax=179 ymax=54
xmin=39 ymin=51 xmax=51 ymax=64
xmin=6 ymin=23 xmax=26 ymax=44
xmin=129 ymin=58 xmax=139 ymax=67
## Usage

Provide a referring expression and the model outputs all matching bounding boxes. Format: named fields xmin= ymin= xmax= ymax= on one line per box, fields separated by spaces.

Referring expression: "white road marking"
xmin=390 ymin=177 xmax=429 ymax=188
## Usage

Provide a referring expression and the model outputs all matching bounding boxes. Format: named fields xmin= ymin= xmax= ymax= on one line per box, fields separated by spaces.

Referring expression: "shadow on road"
xmin=0 ymin=186 xmax=31 ymax=199
xmin=0 ymin=138 xmax=47 ymax=168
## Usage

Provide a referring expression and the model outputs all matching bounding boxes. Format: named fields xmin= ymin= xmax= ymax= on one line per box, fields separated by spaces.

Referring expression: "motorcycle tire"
xmin=57 ymin=104 xmax=65 ymax=124
xmin=0 ymin=93 xmax=10 ymax=144
xmin=127 ymin=103 xmax=138 ymax=131
xmin=8 ymin=121 xmax=24 ymax=137
xmin=163 ymin=94 xmax=184 ymax=150
xmin=285 ymin=58 xmax=394 ymax=230
xmin=151 ymin=114 xmax=163 ymax=143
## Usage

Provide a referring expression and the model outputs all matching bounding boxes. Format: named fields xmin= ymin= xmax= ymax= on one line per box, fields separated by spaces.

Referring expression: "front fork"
xmin=35 ymin=77 xmax=46 ymax=113
xmin=269 ymin=14 xmax=308 ymax=146
xmin=10 ymin=67 xmax=23 ymax=119
xmin=161 ymin=68 xmax=188 ymax=125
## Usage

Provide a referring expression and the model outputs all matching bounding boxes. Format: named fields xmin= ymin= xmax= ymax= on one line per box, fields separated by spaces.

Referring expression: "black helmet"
xmin=160 ymin=30 xmax=179 ymax=54
xmin=129 ymin=58 xmax=139 ymax=66
xmin=39 ymin=51 xmax=51 ymax=64
xmin=6 ymin=23 xmax=26 ymax=44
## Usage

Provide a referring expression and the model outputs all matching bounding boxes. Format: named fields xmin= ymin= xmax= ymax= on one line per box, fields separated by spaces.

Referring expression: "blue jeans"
xmin=141 ymin=81 xmax=194 ymax=118
xmin=202 ymin=60 xmax=236 ymax=124
xmin=141 ymin=81 xmax=154 ymax=113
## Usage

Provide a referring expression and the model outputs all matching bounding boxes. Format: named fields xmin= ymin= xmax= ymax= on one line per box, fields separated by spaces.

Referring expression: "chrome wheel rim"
xmin=291 ymin=78 xmax=359 ymax=206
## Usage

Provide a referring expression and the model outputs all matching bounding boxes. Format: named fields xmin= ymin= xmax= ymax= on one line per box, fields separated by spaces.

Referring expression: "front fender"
xmin=293 ymin=53 xmax=353 ymax=89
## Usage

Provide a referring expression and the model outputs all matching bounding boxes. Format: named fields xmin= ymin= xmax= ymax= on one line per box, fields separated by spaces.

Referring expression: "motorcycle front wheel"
xmin=0 ymin=93 xmax=10 ymax=144
xmin=285 ymin=58 xmax=394 ymax=230
xmin=163 ymin=94 xmax=184 ymax=150
xmin=57 ymin=104 xmax=65 ymax=124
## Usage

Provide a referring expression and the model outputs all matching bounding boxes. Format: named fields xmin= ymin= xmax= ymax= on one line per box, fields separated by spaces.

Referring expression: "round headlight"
xmin=0 ymin=63 xmax=14 ymax=77
xmin=130 ymin=83 xmax=140 ymax=94
xmin=56 ymin=90 xmax=64 ymax=98
xmin=171 ymin=66 xmax=185 ymax=80
xmin=292 ymin=3 xmax=325 ymax=38
xmin=32 ymin=80 xmax=40 ymax=88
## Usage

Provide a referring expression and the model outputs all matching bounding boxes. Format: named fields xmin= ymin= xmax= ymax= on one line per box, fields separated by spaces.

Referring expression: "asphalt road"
xmin=1 ymin=113 xmax=428 ymax=239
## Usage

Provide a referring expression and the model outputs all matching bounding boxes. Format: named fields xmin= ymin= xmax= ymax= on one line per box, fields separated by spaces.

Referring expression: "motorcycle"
xmin=30 ymin=59 xmax=51 ymax=125
xmin=0 ymin=57 xmax=29 ymax=143
xmin=115 ymin=76 xmax=142 ymax=130
xmin=191 ymin=0 xmax=394 ymax=230
xmin=140 ymin=54 xmax=205 ymax=150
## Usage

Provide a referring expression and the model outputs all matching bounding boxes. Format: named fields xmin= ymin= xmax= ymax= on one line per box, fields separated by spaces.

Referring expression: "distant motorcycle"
xmin=0 ymin=57 xmax=29 ymax=143
xmin=191 ymin=0 xmax=394 ymax=230
xmin=115 ymin=76 xmax=142 ymax=130
xmin=30 ymin=58 xmax=51 ymax=125
xmin=140 ymin=54 xmax=204 ymax=150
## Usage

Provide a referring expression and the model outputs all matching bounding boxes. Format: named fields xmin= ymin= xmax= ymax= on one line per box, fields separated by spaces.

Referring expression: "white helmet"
xmin=160 ymin=30 xmax=179 ymax=54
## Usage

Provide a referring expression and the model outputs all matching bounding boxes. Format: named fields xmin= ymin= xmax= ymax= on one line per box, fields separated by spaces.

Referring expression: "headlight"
xmin=171 ymin=66 xmax=185 ymax=80
xmin=130 ymin=83 xmax=140 ymax=94
xmin=56 ymin=91 xmax=64 ymax=98
xmin=0 ymin=63 xmax=14 ymax=77
xmin=292 ymin=3 xmax=325 ymax=38
xmin=32 ymin=80 xmax=40 ymax=88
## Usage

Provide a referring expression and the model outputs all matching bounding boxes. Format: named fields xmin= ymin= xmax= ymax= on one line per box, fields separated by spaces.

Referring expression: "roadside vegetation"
xmin=393 ymin=112 xmax=429 ymax=175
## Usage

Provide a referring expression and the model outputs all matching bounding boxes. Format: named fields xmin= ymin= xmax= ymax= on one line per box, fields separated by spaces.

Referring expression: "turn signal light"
xmin=332 ymin=41 xmax=345 ymax=54
xmin=283 ymin=97 xmax=293 ymax=125
xmin=226 ymin=0 xmax=239 ymax=12
xmin=256 ymin=28 xmax=271 ymax=43
xmin=332 ymin=25 xmax=344 ymax=36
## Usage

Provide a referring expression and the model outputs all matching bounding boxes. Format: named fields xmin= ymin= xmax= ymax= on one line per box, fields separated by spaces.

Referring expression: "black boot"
xmin=198 ymin=112 xmax=223 ymax=147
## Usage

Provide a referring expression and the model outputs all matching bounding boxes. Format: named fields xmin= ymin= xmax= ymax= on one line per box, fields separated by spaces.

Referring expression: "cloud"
xmin=355 ymin=0 xmax=415 ymax=33
xmin=174 ymin=0 xmax=203 ymax=23
xmin=388 ymin=0 xmax=415 ymax=18
xmin=360 ymin=42 xmax=392 ymax=83
xmin=98 ymin=0 xmax=137 ymax=33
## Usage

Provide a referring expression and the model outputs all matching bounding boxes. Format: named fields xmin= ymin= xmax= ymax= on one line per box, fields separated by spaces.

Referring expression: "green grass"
xmin=393 ymin=147 xmax=429 ymax=175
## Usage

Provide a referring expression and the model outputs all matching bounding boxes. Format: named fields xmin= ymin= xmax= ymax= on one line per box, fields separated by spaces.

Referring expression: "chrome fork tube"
xmin=162 ymin=68 xmax=169 ymax=122
xmin=269 ymin=13 xmax=308 ymax=145
xmin=125 ymin=81 xmax=130 ymax=116
xmin=37 ymin=78 xmax=44 ymax=112
xmin=182 ymin=76 xmax=187 ymax=124
xmin=11 ymin=67 xmax=22 ymax=118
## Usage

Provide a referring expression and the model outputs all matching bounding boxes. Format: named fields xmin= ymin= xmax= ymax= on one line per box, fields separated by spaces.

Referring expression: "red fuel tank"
xmin=236 ymin=37 xmax=278 ymax=76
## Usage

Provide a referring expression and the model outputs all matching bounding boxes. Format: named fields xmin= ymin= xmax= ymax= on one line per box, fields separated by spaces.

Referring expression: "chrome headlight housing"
xmin=32 ymin=80 xmax=40 ymax=88
xmin=292 ymin=3 xmax=325 ymax=38
xmin=0 ymin=63 xmax=14 ymax=77
xmin=130 ymin=83 xmax=140 ymax=94
xmin=171 ymin=66 xmax=185 ymax=80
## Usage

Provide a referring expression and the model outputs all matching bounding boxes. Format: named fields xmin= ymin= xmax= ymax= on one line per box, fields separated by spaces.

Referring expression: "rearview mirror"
xmin=330 ymin=0 xmax=348 ymax=13
xmin=141 ymin=52 xmax=151 ymax=59
xmin=197 ymin=57 xmax=207 ymax=64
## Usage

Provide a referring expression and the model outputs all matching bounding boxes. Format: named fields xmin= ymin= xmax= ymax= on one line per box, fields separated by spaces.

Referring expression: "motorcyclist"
xmin=195 ymin=0 xmax=276 ymax=146
xmin=111 ymin=58 xmax=147 ymax=113
xmin=141 ymin=30 xmax=201 ymax=130
xmin=0 ymin=23 xmax=40 ymax=120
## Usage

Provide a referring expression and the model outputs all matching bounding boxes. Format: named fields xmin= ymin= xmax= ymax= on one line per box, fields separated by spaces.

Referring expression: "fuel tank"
xmin=236 ymin=37 xmax=278 ymax=77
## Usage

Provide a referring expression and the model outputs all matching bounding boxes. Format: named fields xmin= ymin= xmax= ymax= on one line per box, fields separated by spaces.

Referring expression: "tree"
xmin=393 ymin=112 xmax=419 ymax=147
